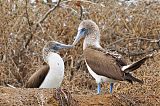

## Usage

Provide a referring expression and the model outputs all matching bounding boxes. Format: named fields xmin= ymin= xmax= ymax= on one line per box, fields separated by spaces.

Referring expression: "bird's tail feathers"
xmin=122 ymin=54 xmax=152 ymax=73
xmin=124 ymin=73 xmax=143 ymax=84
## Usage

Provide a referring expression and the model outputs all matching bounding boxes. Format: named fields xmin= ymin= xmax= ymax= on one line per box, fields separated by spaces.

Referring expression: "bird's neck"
xmin=83 ymin=35 xmax=101 ymax=50
xmin=47 ymin=52 xmax=64 ymax=69
xmin=40 ymin=52 xmax=64 ymax=88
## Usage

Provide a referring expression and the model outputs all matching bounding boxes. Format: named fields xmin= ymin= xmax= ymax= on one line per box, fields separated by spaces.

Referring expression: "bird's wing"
xmin=90 ymin=47 xmax=127 ymax=66
xmin=83 ymin=47 xmax=124 ymax=80
xmin=25 ymin=65 xmax=49 ymax=88
xmin=107 ymin=50 xmax=127 ymax=66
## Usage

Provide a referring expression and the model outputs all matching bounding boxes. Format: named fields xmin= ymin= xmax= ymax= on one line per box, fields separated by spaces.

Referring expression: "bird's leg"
xmin=110 ymin=83 xmax=114 ymax=93
xmin=55 ymin=88 xmax=61 ymax=103
xmin=54 ymin=88 xmax=71 ymax=106
xmin=97 ymin=83 xmax=101 ymax=94
xmin=55 ymin=88 xmax=64 ymax=106
xmin=60 ymin=88 xmax=69 ymax=103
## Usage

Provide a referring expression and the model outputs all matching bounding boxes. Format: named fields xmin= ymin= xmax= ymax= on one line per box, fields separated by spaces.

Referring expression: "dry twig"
xmin=24 ymin=0 xmax=61 ymax=48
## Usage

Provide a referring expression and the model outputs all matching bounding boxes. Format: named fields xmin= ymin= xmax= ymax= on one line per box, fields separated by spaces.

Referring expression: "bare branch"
xmin=107 ymin=37 xmax=160 ymax=47
xmin=24 ymin=0 xmax=34 ymax=48
xmin=79 ymin=4 xmax=83 ymax=20
xmin=37 ymin=0 xmax=61 ymax=24
xmin=106 ymin=37 xmax=160 ymax=57
xmin=111 ymin=46 xmax=158 ymax=57
xmin=106 ymin=38 xmax=124 ymax=47
xmin=128 ymin=37 xmax=160 ymax=43
xmin=25 ymin=0 xmax=31 ymax=28
xmin=24 ymin=0 xmax=61 ymax=48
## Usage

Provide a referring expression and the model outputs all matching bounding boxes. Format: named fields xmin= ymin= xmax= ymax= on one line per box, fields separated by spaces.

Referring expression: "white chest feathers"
xmin=40 ymin=52 xmax=64 ymax=88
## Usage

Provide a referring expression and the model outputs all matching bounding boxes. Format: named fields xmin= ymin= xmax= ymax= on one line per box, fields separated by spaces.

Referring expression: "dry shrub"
xmin=0 ymin=0 xmax=160 ymax=100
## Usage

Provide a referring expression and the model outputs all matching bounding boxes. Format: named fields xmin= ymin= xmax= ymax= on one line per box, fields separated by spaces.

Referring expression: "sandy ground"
xmin=0 ymin=86 xmax=159 ymax=106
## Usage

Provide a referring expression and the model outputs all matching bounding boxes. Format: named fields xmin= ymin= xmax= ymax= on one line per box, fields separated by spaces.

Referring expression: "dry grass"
xmin=0 ymin=0 xmax=160 ymax=105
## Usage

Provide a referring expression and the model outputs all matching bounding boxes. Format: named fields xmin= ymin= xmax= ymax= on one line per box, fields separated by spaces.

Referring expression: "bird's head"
xmin=72 ymin=20 xmax=100 ymax=46
xmin=43 ymin=41 xmax=73 ymax=62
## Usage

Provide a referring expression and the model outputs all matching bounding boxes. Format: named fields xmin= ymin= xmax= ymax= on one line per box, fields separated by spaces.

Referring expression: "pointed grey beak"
xmin=72 ymin=28 xmax=86 ymax=46
xmin=50 ymin=42 xmax=74 ymax=51
xmin=58 ymin=43 xmax=74 ymax=49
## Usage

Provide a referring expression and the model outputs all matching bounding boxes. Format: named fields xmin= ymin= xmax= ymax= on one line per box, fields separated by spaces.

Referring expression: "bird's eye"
xmin=81 ymin=28 xmax=86 ymax=32
xmin=79 ymin=28 xmax=87 ymax=35
xmin=52 ymin=44 xmax=59 ymax=50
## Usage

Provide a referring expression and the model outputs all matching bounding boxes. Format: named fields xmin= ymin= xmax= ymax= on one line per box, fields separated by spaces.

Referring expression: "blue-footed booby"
xmin=72 ymin=20 xmax=151 ymax=94
xmin=25 ymin=41 xmax=73 ymax=88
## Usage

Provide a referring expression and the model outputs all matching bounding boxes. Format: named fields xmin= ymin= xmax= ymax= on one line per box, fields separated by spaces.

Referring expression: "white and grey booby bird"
xmin=72 ymin=20 xmax=151 ymax=94
xmin=25 ymin=41 xmax=73 ymax=88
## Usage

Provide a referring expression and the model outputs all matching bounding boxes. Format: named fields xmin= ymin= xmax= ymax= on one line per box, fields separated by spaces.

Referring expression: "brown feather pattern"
xmin=89 ymin=46 xmax=127 ymax=66
xmin=83 ymin=47 xmax=144 ymax=83
xmin=25 ymin=65 xmax=50 ymax=88
xmin=84 ymin=47 xmax=124 ymax=81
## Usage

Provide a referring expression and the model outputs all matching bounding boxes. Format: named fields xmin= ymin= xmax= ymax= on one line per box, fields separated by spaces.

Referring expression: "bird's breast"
xmin=40 ymin=53 xmax=64 ymax=88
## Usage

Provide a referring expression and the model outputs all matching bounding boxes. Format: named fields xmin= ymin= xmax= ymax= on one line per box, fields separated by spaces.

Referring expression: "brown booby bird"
xmin=25 ymin=41 xmax=73 ymax=88
xmin=72 ymin=20 xmax=151 ymax=94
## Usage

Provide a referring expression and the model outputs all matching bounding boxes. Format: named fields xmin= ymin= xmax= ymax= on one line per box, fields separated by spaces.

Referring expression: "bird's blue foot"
xmin=97 ymin=83 xmax=101 ymax=94
xmin=110 ymin=83 xmax=114 ymax=93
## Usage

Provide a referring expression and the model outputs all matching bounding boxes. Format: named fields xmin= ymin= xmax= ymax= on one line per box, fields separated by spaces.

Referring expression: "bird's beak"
xmin=72 ymin=28 xmax=86 ymax=46
xmin=59 ymin=43 xmax=74 ymax=49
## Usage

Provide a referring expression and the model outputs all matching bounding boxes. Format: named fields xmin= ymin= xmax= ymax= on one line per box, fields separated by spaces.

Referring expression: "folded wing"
xmin=25 ymin=65 xmax=49 ymax=88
